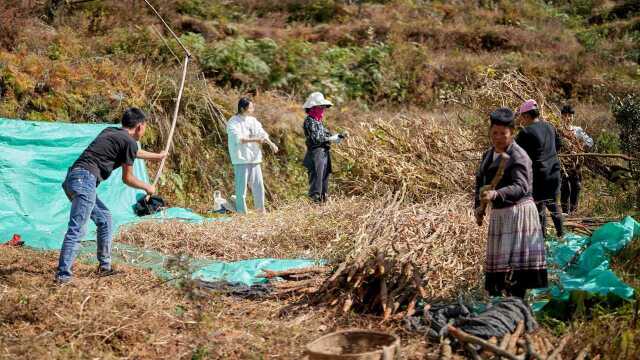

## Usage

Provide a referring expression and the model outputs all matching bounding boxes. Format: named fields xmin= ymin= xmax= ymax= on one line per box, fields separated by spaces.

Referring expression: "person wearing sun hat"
xmin=515 ymin=99 xmax=564 ymax=238
xmin=475 ymin=107 xmax=547 ymax=298
xmin=302 ymin=92 xmax=347 ymax=203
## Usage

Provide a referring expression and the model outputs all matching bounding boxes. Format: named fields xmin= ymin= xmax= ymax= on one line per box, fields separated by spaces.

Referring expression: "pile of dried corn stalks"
xmin=334 ymin=115 xmax=479 ymax=202
xmin=277 ymin=193 xmax=486 ymax=319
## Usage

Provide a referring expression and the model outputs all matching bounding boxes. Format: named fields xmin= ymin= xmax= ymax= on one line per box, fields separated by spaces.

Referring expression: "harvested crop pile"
xmin=334 ymin=115 xmax=479 ymax=201
xmin=302 ymin=193 xmax=486 ymax=318
xmin=117 ymin=198 xmax=367 ymax=261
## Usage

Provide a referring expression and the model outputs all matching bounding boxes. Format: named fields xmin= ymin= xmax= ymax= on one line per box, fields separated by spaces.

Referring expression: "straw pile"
xmin=333 ymin=114 xmax=479 ymax=202
xmin=117 ymin=198 xmax=367 ymax=261
xmin=300 ymin=192 xmax=486 ymax=318
xmin=459 ymin=69 xmax=629 ymax=182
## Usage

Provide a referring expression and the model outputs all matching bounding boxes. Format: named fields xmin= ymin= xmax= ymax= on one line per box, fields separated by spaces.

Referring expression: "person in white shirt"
xmin=226 ymin=98 xmax=278 ymax=214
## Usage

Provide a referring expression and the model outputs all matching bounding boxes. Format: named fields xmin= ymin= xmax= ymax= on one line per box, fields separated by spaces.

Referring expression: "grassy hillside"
xmin=1 ymin=0 xmax=638 ymax=208
xmin=1 ymin=1 xmax=640 ymax=358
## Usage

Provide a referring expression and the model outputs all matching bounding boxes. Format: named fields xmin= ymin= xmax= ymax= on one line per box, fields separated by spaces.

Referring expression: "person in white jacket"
xmin=226 ymin=98 xmax=278 ymax=214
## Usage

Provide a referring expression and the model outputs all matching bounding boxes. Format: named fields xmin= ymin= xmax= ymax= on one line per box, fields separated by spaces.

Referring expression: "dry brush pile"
xmin=275 ymin=193 xmax=487 ymax=319
xmin=333 ymin=114 xmax=479 ymax=202
xmin=117 ymin=198 xmax=367 ymax=261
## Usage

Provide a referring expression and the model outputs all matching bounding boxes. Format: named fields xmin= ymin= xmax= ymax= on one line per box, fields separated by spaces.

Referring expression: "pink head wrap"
xmin=517 ymin=99 xmax=538 ymax=115
xmin=308 ymin=106 xmax=325 ymax=121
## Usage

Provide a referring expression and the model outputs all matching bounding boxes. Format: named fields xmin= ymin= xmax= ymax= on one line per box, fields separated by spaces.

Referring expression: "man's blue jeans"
xmin=56 ymin=168 xmax=113 ymax=281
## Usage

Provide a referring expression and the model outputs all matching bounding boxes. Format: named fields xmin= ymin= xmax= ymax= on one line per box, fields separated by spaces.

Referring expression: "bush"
xmin=201 ymin=37 xmax=275 ymax=89
xmin=612 ymin=94 xmax=640 ymax=207
xmin=201 ymin=37 xmax=390 ymax=103
xmin=175 ymin=0 xmax=225 ymax=19
xmin=612 ymin=94 xmax=640 ymax=156
xmin=594 ymin=130 xmax=621 ymax=154
xmin=286 ymin=0 xmax=339 ymax=23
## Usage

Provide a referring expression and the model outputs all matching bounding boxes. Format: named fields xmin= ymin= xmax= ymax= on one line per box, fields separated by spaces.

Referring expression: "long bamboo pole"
xmin=153 ymin=55 xmax=189 ymax=187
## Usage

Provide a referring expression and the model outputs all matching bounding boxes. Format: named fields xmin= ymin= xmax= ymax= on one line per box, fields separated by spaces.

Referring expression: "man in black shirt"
xmin=55 ymin=108 xmax=166 ymax=283
xmin=515 ymin=100 xmax=564 ymax=238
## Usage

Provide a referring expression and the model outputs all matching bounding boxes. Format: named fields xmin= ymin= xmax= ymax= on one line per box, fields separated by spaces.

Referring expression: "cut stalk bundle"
xmin=446 ymin=323 xmax=573 ymax=360
xmin=334 ymin=115 xmax=479 ymax=202
xmin=298 ymin=192 xmax=485 ymax=318
xmin=460 ymin=70 xmax=632 ymax=183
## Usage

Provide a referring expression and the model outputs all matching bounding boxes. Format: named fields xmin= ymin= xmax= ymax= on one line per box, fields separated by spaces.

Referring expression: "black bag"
xmin=134 ymin=195 xmax=166 ymax=216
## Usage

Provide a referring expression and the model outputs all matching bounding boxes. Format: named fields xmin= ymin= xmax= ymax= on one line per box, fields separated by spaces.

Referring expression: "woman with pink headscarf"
xmin=302 ymin=92 xmax=347 ymax=203
xmin=515 ymin=99 xmax=564 ymax=238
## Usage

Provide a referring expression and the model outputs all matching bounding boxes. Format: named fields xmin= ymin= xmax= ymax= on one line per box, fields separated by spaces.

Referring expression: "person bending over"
xmin=55 ymin=108 xmax=166 ymax=283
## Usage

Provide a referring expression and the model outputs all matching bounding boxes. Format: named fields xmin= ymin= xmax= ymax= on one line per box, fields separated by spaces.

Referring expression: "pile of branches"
xmin=334 ymin=114 xmax=479 ymax=202
xmin=258 ymin=266 xmax=329 ymax=297
xmin=443 ymin=321 xmax=580 ymax=360
xmin=279 ymin=193 xmax=485 ymax=319
xmin=564 ymin=216 xmax=623 ymax=236
xmin=309 ymin=250 xmax=427 ymax=320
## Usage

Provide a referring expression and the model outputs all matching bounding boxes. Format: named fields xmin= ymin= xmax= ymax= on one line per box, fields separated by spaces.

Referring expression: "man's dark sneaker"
xmin=96 ymin=266 xmax=121 ymax=278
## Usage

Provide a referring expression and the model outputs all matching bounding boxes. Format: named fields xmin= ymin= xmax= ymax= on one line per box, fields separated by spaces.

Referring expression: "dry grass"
xmin=0 ymin=246 xmax=429 ymax=359
xmin=120 ymin=192 xmax=486 ymax=311
xmin=333 ymin=114 xmax=479 ymax=201
xmin=117 ymin=198 xmax=367 ymax=261
xmin=335 ymin=193 xmax=485 ymax=301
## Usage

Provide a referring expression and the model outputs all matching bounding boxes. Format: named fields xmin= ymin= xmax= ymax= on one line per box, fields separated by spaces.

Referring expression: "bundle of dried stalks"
xmin=458 ymin=70 xmax=627 ymax=181
xmin=445 ymin=322 xmax=573 ymax=360
xmin=333 ymin=115 xmax=479 ymax=202
xmin=304 ymin=192 xmax=486 ymax=318
xmin=117 ymin=198 xmax=366 ymax=261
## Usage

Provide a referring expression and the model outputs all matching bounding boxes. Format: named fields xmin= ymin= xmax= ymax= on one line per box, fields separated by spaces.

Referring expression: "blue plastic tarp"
xmin=0 ymin=118 xmax=315 ymax=285
xmin=533 ymin=216 xmax=639 ymax=312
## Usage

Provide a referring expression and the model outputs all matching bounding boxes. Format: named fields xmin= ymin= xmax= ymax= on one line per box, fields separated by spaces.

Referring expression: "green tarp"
xmin=533 ymin=216 xmax=640 ymax=312
xmin=0 ymin=118 xmax=317 ymax=285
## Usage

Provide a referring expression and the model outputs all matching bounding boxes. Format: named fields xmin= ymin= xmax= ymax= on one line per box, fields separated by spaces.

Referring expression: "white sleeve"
xmin=252 ymin=118 xmax=270 ymax=140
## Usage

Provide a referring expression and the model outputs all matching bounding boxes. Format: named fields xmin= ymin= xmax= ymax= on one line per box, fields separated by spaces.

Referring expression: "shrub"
xmin=175 ymin=0 xmax=225 ymax=19
xmin=611 ymin=94 xmax=640 ymax=207
xmin=201 ymin=37 xmax=275 ymax=89
xmin=286 ymin=0 xmax=339 ymax=23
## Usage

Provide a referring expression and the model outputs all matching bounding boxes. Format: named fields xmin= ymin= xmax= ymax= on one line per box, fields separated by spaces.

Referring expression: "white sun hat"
xmin=303 ymin=92 xmax=333 ymax=109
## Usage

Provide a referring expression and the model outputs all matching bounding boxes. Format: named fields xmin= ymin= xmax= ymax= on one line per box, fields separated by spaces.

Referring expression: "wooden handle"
xmin=477 ymin=153 xmax=511 ymax=223
xmin=153 ymin=55 xmax=189 ymax=187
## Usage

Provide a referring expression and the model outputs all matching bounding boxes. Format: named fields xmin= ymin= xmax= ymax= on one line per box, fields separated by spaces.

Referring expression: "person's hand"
xmin=145 ymin=184 xmax=156 ymax=195
xmin=481 ymin=190 xmax=498 ymax=202
xmin=474 ymin=207 xmax=484 ymax=226
xmin=158 ymin=151 xmax=168 ymax=160
xmin=269 ymin=143 xmax=279 ymax=153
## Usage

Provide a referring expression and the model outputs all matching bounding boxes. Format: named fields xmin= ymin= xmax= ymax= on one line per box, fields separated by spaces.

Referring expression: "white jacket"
xmin=226 ymin=115 xmax=269 ymax=165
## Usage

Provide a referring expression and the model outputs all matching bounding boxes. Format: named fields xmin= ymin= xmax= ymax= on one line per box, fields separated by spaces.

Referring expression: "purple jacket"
xmin=474 ymin=142 xmax=534 ymax=209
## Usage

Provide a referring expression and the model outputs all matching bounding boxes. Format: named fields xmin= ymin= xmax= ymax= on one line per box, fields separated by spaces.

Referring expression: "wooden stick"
xmin=559 ymin=153 xmax=636 ymax=161
xmin=258 ymin=266 xmax=329 ymax=279
xmin=477 ymin=153 xmax=510 ymax=225
xmin=153 ymin=55 xmax=189 ymax=187
xmin=439 ymin=339 xmax=452 ymax=360
xmin=464 ymin=344 xmax=483 ymax=360
xmin=508 ymin=321 xmax=525 ymax=354
xmin=547 ymin=336 xmax=569 ymax=360
xmin=524 ymin=334 xmax=545 ymax=360
xmin=447 ymin=325 xmax=521 ymax=360
xmin=499 ymin=333 xmax=511 ymax=350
